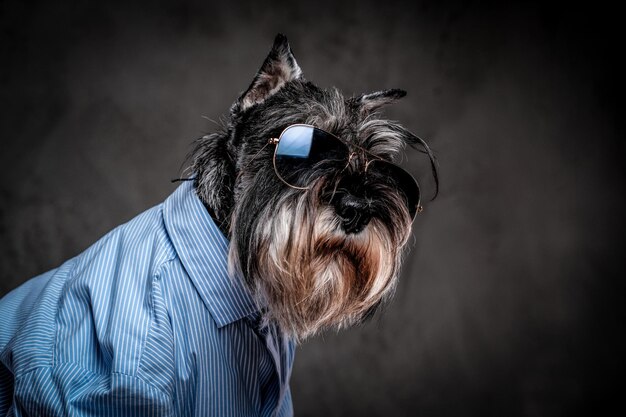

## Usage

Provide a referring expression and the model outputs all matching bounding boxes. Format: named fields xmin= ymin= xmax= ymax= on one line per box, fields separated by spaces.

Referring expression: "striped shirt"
xmin=0 ymin=180 xmax=295 ymax=416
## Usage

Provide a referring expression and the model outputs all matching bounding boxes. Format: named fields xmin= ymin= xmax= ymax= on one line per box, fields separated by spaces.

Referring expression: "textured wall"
xmin=1 ymin=1 xmax=623 ymax=415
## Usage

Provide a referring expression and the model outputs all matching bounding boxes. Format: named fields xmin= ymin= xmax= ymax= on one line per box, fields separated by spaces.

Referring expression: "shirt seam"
xmin=134 ymin=257 xmax=176 ymax=385
xmin=132 ymin=207 xmax=177 ymax=378
xmin=52 ymin=255 xmax=83 ymax=369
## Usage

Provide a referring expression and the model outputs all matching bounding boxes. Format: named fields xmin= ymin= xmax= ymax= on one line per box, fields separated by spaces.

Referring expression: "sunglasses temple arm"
xmin=235 ymin=141 xmax=273 ymax=182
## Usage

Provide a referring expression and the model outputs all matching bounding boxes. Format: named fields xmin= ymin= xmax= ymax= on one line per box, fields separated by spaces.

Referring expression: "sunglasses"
xmin=268 ymin=124 xmax=422 ymax=219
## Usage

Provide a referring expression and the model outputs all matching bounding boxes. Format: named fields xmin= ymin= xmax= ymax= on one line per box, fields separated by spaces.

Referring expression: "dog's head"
xmin=191 ymin=34 xmax=437 ymax=341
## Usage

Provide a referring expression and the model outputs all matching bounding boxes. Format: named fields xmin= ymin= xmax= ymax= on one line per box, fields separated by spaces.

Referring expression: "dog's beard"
xmin=229 ymin=181 xmax=412 ymax=342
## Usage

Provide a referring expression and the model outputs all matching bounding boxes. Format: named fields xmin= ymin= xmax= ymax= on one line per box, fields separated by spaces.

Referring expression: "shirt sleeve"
xmin=0 ymin=238 xmax=176 ymax=416
xmin=4 ymin=270 xmax=176 ymax=417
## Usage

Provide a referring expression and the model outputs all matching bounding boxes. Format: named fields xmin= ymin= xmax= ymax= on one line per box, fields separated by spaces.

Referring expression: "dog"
xmin=0 ymin=34 xmax=437 ymax=416
xmin=191 ymin=34 xmax=438 ymax=341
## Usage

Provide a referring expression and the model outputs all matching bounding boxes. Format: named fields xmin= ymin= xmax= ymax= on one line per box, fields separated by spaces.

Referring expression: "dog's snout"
xmin=334 ymin=193 xmax=372 ymax=234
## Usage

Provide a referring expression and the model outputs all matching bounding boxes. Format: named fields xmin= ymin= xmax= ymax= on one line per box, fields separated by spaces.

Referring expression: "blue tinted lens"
xmin=274 ymin=125 xmax=348 ymax=188
xmin=276 ymin=125 xmax=314 ymax=159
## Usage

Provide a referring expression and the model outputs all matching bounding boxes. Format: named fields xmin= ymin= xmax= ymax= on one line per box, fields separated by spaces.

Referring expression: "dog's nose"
xmin=334 ymin=194 xmax=372 ymax=234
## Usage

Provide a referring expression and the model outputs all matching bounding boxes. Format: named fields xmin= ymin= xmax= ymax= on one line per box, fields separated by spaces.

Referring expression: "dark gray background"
xmin=1 ymin=0 xmax=623 ymax=415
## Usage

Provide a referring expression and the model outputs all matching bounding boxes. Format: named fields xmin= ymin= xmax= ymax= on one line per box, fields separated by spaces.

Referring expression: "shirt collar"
xmin=162 ymin=180 xmax=258 ymax=327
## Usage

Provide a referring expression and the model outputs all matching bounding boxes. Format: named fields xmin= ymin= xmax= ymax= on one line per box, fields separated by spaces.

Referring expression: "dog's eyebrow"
xmin=357 ymin=121 xmax=406 ymax=157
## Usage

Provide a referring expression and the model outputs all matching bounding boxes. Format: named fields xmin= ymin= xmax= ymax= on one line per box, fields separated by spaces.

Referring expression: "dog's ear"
xmin=356 ymin=89 xmax=407 ymax=114
xmin=232 ymin=34 xmax=302 ymax=114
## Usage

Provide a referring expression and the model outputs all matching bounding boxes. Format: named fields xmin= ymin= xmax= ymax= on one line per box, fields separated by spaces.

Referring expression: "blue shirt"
xmin=0 ymin=180 xmax=295 ymax=416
